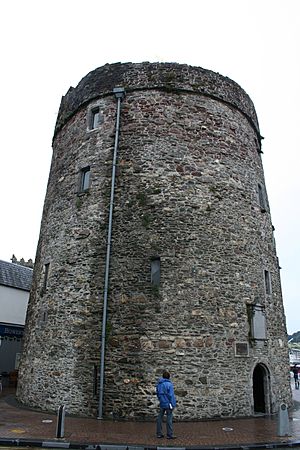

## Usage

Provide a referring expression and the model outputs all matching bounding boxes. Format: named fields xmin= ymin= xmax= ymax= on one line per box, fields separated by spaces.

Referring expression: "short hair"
xmin=163 ymin=370 xmax=170 ymax=379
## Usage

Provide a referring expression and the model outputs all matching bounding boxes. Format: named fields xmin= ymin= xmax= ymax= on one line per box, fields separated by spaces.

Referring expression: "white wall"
xmin=0 ymin=285 xmax=29 ymax=325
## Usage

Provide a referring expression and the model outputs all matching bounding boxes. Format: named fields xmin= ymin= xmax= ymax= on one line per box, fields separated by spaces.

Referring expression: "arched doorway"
xmin=253 ymin=363 xmax=270 ymax=414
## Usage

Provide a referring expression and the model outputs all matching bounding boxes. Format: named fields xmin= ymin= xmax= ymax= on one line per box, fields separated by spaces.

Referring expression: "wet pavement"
xmin=0 ymin=382 xmax=300 ymax=449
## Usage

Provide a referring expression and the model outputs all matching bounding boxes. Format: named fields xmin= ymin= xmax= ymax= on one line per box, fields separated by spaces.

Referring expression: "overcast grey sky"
xmin=0 ymin=0 xmax=299 ymax=333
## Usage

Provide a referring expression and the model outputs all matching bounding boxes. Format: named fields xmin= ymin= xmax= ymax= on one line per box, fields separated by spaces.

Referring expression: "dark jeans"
xmin=156 ymin=407 xmax=173 ymax=437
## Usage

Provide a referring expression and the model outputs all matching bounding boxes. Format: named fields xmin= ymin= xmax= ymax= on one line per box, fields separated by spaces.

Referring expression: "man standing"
xmin=156 ymin=370 xmax=177 ymax=439
xmin=293 ymin=365 xmax=299 ymax=389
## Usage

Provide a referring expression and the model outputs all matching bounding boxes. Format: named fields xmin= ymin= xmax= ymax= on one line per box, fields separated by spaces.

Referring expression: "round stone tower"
xmin=17 ymin=62 xmax=291 ymax=419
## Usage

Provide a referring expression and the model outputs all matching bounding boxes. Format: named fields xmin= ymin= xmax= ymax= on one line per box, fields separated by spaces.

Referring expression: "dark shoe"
xmin=157 ymin=434 xmax=164 ymax=438
xmin=167 ymin=436 xmax=177 ymax=439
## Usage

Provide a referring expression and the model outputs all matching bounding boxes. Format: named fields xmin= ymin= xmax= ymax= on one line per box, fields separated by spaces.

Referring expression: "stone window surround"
xmin=150 ymin=257 xmax=160 ymax=286
xmin=264 ymin=269 xmax=272 ymax=295
xmin=39 ymin=308 xmax=48 ymax=326
xmin=41 ymin=261 xmax=50 ymax=295
xmin=257 ymin=182 xmax=267 ymax=212
xmin=77 ymin=166 xmax=91 ymax=194
xmin=87 ymin=105 xmax=103 ymax=131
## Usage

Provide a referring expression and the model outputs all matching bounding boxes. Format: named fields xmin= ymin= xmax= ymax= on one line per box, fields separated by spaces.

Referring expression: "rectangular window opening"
xmin=151 ymin=257 xmax=160 ymax=286
xmin=258 ymin=183 xmax=266 ymax=212
xmin=42 ymin=263 xmax=50 ymax=294
xmin=264 ymin=270 xmax=271 ymax=295
xmin=89 ymin=107 xmax=101 ymax=130
xmin=79 ymin=166 xmax=91 ymax=192
xmin=40 ymin=308 xmax=48 ymax=325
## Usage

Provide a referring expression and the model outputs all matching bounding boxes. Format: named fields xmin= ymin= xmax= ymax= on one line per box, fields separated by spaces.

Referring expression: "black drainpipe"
xmin=98 ymin=87 xmax=125 ymax=419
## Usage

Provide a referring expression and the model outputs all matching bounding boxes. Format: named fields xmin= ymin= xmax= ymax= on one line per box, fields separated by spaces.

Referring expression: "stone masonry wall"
xmin=17 ymin=63 xmax=291 ymax=419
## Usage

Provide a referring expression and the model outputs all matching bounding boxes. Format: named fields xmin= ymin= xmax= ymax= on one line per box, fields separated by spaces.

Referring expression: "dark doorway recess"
xmin=253 ymin=363 xmax=270 ymax=414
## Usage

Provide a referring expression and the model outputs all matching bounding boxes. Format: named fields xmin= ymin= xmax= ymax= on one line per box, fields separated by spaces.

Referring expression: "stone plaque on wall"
xmin=235 ymin=342 xmax=249 ymax=357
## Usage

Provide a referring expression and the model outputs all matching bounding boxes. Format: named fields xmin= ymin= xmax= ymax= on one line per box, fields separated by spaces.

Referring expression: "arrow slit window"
xmin=151 ymin=257 xmax=160 ymax=286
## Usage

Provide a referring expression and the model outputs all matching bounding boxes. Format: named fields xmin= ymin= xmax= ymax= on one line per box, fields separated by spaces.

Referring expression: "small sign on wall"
xmin=235 ymin=342 xmax=249 ymax=357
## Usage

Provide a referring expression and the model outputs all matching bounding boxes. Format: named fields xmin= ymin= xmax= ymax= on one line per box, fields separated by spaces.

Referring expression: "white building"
xmin=290 ymin=347 xmax=300 ymax=366
xmin=0 ymin=259 xmax=32 ymax=377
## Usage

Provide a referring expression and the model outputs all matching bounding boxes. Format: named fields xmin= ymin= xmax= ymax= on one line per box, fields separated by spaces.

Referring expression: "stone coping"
xmin=54 ymin=62 xmax=260 ymax=139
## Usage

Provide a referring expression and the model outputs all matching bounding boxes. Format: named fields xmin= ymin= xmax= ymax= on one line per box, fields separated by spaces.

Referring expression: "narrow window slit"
xmin=151 ymin=257 xmax=160 ymax=286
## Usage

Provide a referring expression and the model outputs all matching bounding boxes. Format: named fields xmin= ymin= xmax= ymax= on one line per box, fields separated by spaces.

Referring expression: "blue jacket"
xmin=156 ymin=377 xmax=176 ymax=409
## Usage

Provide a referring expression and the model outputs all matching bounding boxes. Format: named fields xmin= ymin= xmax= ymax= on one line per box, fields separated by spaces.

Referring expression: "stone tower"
xmin=17 ymin=62 xmax=291 ymax=419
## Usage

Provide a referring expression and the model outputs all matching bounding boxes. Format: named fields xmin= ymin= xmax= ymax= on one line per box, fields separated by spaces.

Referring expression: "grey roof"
xmin=0 ymin=260 xmax=33 ymax=291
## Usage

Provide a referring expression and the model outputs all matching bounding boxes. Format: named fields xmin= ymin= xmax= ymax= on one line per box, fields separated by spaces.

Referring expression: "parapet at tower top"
xmin=54 ymin=62 xmax=260 ymax=139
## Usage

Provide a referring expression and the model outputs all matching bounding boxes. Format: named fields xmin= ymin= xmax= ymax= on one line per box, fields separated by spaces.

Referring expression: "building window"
xmin=264 ymin=270 xmax=271 ymax=295
xmin=42 ymin=263 xmax=50 ymax=294
xmin=151 ymin=257 xmax=160 ymax=286
xmin=89 ymin=107 xmax=102 ymax=130
xmin=248 ymin=304 xmax=266 ymax=341
xmin=79 ymin=166 xmax=90 ymax=192
xmin=39 ymin=308 xmax=48 ymax=325
xmin=258 ymin=183 xmax=266 ymax=212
